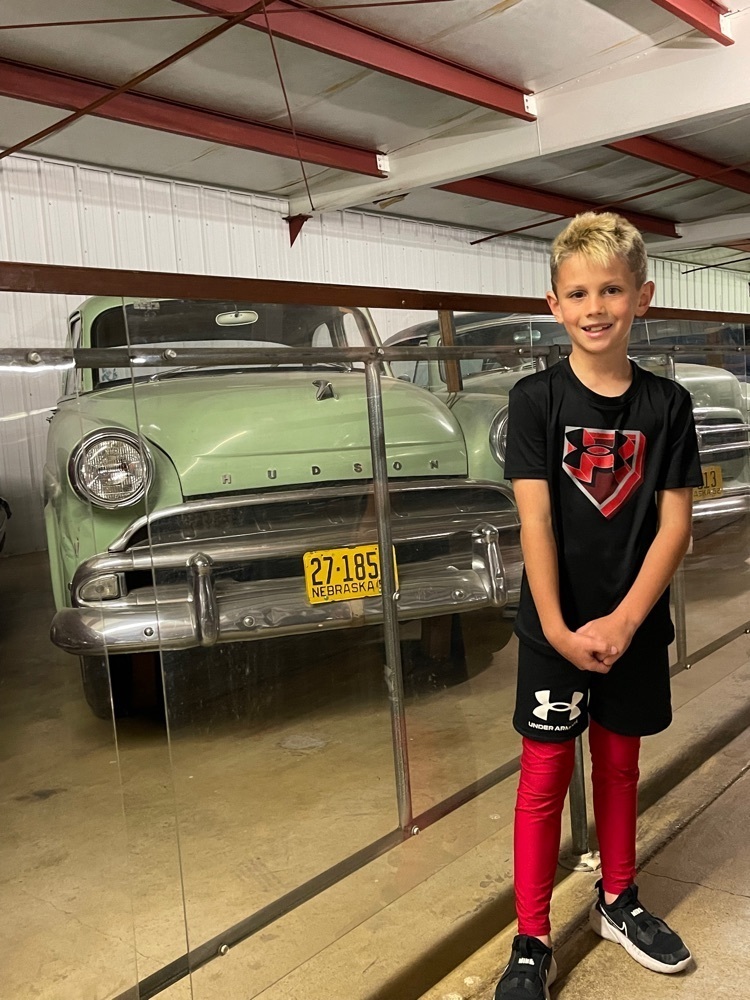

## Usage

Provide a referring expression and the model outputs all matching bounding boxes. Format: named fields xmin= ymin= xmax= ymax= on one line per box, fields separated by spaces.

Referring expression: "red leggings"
xmin=514 ymin=719 xmax=641 ymax=937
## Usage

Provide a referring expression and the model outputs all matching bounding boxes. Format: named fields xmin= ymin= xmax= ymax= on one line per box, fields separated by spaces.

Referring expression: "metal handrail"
xmin=0 ymin=342 xmax=748 ymax=370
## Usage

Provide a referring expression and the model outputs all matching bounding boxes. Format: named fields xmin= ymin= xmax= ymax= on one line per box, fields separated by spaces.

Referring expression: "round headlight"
xmin=489 ymin=406 xmax=510 ymax=466
xmin=69 ymin=430 xmax=153 ymax=509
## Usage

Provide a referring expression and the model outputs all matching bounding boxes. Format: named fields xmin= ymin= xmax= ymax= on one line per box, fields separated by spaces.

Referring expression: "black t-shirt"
xmin=503 ymin=358 xmax=702 ymax=652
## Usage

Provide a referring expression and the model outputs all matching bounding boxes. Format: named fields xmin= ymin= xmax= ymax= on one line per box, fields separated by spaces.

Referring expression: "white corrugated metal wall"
xmin=1 ymin=152 xmax=748 ymax=553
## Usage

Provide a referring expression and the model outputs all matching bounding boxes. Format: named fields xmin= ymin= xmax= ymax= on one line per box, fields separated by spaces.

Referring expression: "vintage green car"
xmin=45 ymin=298 xmax=522 ymax=716
xmin=386 ymin=312 xmax=750 ymax=528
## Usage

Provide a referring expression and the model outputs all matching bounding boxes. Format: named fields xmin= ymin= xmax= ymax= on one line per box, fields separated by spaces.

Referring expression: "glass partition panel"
xmin=377 ymin=310 xmax=529 ymax=813
xmin=0 ymin=294 xmax=139 ymax=999
xmin=675 ymin=322 xmax=750 ymax=657
xmin=120 ymin=297 xmax=399 ymax=996
xmin=638 ymin=318 xmax=750 ymax=661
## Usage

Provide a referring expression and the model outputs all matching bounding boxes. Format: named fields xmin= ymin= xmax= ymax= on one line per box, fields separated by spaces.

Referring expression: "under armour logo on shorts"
xmin=533 ymin=690 xmax=585 ymax=722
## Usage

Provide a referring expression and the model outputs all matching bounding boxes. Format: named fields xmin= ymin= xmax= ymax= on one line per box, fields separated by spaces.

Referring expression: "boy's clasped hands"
xmin=550 ymin=613 xmax=637 ymax=674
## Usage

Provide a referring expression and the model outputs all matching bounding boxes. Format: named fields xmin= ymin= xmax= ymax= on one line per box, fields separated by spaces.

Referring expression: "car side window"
xmin=395 ymin=358 xmax=428 ymax=387
xmin=457 ymin=324 xmax=536 ymax=379
xmin=389 ymin=337 xmax=429 ymax=386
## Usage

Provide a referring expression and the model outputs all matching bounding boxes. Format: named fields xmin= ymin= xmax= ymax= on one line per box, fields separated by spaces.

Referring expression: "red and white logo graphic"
xmin=562 ymin=426 xmax=645 ymax=518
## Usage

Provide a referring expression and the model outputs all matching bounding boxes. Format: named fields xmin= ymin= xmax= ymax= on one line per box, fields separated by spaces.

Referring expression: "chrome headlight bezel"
xmin=489 ymin=405 xmax=510 ymax=466
xmin=69 ymin=429 xmax=153 ymax=509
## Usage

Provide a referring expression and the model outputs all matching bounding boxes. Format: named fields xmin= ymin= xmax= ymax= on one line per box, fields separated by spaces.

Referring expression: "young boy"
xmin=496 ymin=212 xmax=702 ymax=998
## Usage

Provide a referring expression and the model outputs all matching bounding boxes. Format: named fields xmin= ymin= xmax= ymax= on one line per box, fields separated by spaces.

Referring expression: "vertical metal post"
xmin=569 ymin=737 xmax=589 ymax=856
xmin=672 ymin=560 xmax=688 ymax=667
xmin=559 ymin=736 xmax=601 ymax=872
xmin=365 ymin=359 xmax=414 ymax=832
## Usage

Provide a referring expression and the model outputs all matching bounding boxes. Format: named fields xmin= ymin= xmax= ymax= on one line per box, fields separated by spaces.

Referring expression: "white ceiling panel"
xmin=300 ymin=0 xmax=685 ymax=91
xmin=0 ymin=0 xmax=215 ymax=82
xmin=23 ymin=114 xmax=324 ymax=193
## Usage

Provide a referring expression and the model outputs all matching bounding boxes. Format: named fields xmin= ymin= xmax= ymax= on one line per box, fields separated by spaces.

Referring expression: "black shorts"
xmin=513 ymin=633 xmax=672 ymax=743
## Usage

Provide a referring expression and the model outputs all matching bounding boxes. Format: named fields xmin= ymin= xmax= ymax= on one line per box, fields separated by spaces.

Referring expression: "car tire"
xmin=401 ymin=613 xmax=469 ymax=692
xmin=80 ymin=653 xmax=163 ymax=719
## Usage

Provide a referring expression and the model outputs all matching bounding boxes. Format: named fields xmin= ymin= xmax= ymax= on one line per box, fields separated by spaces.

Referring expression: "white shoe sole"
xmin=546 ymin=956 xmax=558 ymax=997
xmin=589 ymin=903 xmax=691 ymax=974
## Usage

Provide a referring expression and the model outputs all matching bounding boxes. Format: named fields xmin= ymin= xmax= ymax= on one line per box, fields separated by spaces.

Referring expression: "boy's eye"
xmin=604 ymin=286 xmax=621 ymax=295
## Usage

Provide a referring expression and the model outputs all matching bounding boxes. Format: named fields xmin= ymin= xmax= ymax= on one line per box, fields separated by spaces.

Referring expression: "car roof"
xmin=384 ymin=312 xmax=553 ymax=346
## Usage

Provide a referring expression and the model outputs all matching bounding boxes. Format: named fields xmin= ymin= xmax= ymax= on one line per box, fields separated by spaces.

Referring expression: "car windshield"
xmin=454 ymin=317 xmax=654 ymax=380
xmin=89 ymin=300 xmax=373 ymax=387
xmin=454 ymin=320 xmax=569 ymax=380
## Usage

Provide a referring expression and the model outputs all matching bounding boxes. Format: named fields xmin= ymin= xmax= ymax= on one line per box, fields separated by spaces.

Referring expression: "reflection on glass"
xmin=677 ymin=322 xmax=750 ymax=655
xmin=402 ymin=610 xmax=521 ymax=814
xmin=372 ymin=312 xmax=528 ymax=811
xmin=0 ymin=336 xmax=138 ymax=999
xmin=104 ymin=298 xmax=402 ymax=989
xmin=635 ymin=320 xmax=750 ymax=660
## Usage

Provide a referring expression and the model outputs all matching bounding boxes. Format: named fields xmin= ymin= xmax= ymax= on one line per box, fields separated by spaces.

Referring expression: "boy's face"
xmin=546 ymin=253 xmax=654 ymax=359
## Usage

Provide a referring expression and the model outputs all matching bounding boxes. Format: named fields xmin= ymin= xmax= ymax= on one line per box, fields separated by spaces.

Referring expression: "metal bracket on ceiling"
xmin=285 ymin=214 xmax=311 ymax=247
xmin=376 ymin=152 xmax=391 ymax=176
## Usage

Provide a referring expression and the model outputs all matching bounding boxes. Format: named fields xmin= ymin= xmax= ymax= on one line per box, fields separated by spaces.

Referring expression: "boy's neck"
xmin=568 ymin=347 xmax=633 ymax=397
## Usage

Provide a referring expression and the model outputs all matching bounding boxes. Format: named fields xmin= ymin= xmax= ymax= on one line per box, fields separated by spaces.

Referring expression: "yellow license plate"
xmin=693 ymin=465 xmax=723 ymax=501
xmin=303 ymin=544 xmax=396 ymax=604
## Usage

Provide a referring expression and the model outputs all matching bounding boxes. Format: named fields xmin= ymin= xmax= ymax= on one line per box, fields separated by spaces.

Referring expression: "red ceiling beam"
xmin=609 ymin=136 xmax=750 ymax=196
xmin=0 ymin=59 xmax=385 ymax=176
xmin=179 ymin=0 xmax=535 ymax=120
xmin=651 ymin=0 xmax=732 ymax=45
xmin=437 ymin=176 xmax=679 ymax=238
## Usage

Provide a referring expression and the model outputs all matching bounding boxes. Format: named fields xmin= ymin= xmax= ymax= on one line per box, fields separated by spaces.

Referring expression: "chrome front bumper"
xmin=51 ymin=480 xmax=522 ymax=656
xmin=692 ymin=485 xmax=750 ymax=522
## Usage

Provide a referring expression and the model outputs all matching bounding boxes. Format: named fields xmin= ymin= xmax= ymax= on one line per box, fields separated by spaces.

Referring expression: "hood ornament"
xmin=312 ymin=379 xmax=336 ymax=401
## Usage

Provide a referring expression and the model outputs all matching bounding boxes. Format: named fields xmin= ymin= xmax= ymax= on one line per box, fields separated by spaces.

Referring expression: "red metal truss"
xmin=0 ymin=59 xmax=386 ymax=176
xmin=610 ymin=136 xmax=750 ymax=196
xmin=651 ymin=0 xmax=732 ymax=45
xmin=437 ymin=176 xmax=679 ymax=238
xmin=178 ymin=0 xmax=535 ymax=120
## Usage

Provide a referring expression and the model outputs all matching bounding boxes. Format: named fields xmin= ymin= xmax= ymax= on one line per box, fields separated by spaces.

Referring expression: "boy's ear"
xmin=546 ymin=289 xmax=563 ymax=322
xmin=635 ymin=280 xmax=656 ymax=316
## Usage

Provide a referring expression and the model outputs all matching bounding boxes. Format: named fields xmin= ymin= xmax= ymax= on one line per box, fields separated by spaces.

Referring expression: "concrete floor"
xmin=0 ymin=514 xmax=748 ymax=1000
xmin=554 ymin=767 xmax=750 ymax=999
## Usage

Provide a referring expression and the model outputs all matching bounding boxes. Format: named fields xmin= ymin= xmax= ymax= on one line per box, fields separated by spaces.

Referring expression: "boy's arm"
xmin=577 ymin=487 xmax=693 ymax=664
xmin=514 ymin=479 xmax=613 ymax=673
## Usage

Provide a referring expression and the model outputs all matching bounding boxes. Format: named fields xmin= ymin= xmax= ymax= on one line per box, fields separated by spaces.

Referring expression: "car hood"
xmin=78 ymin=370 xmax=467 ymax=496
xmin=673 ymin=362 xmax=746 ymax=410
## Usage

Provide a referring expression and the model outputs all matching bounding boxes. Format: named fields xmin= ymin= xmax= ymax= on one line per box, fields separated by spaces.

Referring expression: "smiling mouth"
xmin=582 ymin=324 xmax=612 ymax=333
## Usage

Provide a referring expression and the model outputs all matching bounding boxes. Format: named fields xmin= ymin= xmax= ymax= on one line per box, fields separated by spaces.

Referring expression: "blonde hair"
xmin=550 ymin=212 xmax=648 ymax=290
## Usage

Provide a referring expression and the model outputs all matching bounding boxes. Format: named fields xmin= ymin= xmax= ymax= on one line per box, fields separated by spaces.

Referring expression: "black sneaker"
xmin=589 ymin=879 xmax=691 ymax=974
xmin=494 ymin=934 xmax=557 ymax=999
